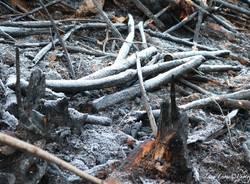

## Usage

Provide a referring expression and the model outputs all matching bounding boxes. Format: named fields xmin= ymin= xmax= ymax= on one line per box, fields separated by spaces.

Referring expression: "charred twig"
xmin=12 ymin=0 xmax=63 ymax=21
xmin=0 ymin=26 xmax=49 ymax=37
xmin=39 ymin=0 xmax=75 ymax=78
xmin=92 ymin=0 xmax=123 ymax=39
xmin=136 ymin=54 xmax=157 ymax=137
xmin=188 ymin=0 xmax=238 ymax=33
xmin=209 ymin=14 xmax=237 ymax=33
xmin=0 ymin=20 xmax=60 ymax=28
xmin=0 ymin=1 xmax=21 ymax=14
xmin=0 ymin=27 xmax=16 ymax=42
xmin=130 ymin=0 xmax=165 ymax=30
xmin=15 ymin=41 xmax=49 ymax=48
xmin=79 ymin=46 xmax=157 ymax=80
xmin=32 ymin=25 xmax=78 ymax=66
xmin=145 ymin=29 xmax=216 ymax=51
xmin=0 ymin=133 xmax=103 ymax=184
xmin=179 ymin=78 xmax=213 ymax=95
xmin=198 ymin=64 xmax=241 ymax=73
xmin=193 ymin=1 xmax=205 ymax=43
xmin=222 ymin=99 xmax=250 ymax=110
xmin=91 ymin=56 xmax=205 ymax=111
xmin=115 ymin=14 xmax=135 ymax=63
xmin=179 ymin=89 xmax=250 ymax=110
xmin=164 ymin=11 xmax=198 ymax=34
xmin=15 ymin=48 xmax=22 ymax=117
xmin=138 ymin=21 xmax=148 ymax=49
xmin=214 ymin=0 xmax=250 ymax=17
xmin=144 ymin=5 xmax=170 ymax=28
xmin=166 ymin=49 xmax=230 ymax=60
xmin=66 ymin=45 xmax=116 ymax=57
xmin=243 ymin=140 xmax=250 ymax=165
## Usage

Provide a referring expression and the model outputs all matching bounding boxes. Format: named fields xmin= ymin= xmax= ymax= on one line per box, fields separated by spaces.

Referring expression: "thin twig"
xmin=15 ymin=47 xmax=22 ymax=117
xmin=12 ymin=0 xmax=63 ymax=21
xmin=179 ymin=78 xmax=213 ymax=95
xmin=0 ymin=27 xmax=17 ymax=42
xmin=193 ymin=2 xmax=205 ymax=43
xmin=115 ymin=14 xmax=135 ymax=63
xmin=210 ymin=99 xmax=237 ymax=150
xmin=92 ymin=0 xmax=123 ymax=39
xmin=164 ymin=11 xmax=198 ymax=34
xmin=214 ymin=0 xmax=250 ymax=17
xmin=138 ymin=21 xmax=148 ymax=49
xmin=136 ymin=54 xmax=157 ymax=137
xmin=39 ymin=0 xmax=75 ymax=79
xmin=131 ymin=0 xmax=165 ymax=30
xmin=144 ymin=5 xmax=170 ymax=27
xmin=0 ymin=133 xmax=103 ymax=184
xmin=0 ymin=1 xmax=22 ymax=14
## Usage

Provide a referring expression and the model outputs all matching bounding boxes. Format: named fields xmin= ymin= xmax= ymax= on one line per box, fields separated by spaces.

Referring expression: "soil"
xmin=0 ymin=0 xmax=250 ymax=184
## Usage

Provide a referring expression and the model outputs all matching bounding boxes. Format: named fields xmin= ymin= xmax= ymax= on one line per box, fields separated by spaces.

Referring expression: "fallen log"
xmin=91 ymin=55 xmax=205 ymax=111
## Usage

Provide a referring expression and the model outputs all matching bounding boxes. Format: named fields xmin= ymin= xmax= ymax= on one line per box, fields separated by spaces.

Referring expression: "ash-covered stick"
xmin=91 ymin=55 xmax=205 ymax=111
xmin=136 ymin=54 xmax=157 ymax=137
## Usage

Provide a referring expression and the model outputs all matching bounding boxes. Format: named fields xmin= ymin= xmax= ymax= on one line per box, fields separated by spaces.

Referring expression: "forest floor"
xmin=0 ymin=0 xmax=250 ymax=184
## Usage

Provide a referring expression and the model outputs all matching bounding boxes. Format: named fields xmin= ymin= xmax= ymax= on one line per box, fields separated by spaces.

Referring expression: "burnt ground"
xmin=1 ymin=0 xmax=250 ymax=184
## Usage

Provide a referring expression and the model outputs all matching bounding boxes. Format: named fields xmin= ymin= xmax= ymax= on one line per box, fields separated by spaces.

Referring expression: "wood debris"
xmin=0 ymin=0 xmax=250 ymax=183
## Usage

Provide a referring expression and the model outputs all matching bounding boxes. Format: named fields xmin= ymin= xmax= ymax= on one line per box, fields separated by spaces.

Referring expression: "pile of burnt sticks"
xmin=0 ymin=0 xmax=250 ymax=183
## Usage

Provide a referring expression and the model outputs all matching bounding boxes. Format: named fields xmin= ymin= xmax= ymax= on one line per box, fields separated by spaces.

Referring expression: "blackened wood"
xmin=15 ymin=48 xmax=22 ymax=118
xmin=91 ymin=55 xmax=205 ymax=111
xmin=38 ymin=98 xmax=112 ymax=134
xmin=180 ymin=89 xmax=250 ymax=110
xmin=155 ymin=81 xmax=191 ymax=182
xmin=214 ymin=0 xmax=250 ymax=16
xmin=168 ymin=49 xmax=230 ymax=60
xmin=131 ymin=0 xmax=165 ymax=30
xmin=145 ymin=29 xmax=216 ymax=51
xmin=164 ymin=11 xmax=198 ymax=34
xmin=79 ymin=46 xmax=157 ymax=80
xmin=92 ymin=0 xmax=123 ymax=39
xmin=18 ymin=69 xmax=46 ymax=136
xmin=12 ymin=0 xmax=63 ymax=21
